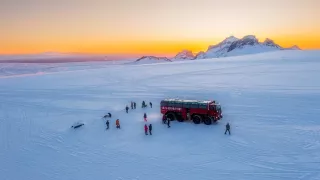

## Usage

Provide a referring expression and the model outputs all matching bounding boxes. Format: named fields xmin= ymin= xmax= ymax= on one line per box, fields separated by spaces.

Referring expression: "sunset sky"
xmin=1 ymin=0 xmax=319 ymax=56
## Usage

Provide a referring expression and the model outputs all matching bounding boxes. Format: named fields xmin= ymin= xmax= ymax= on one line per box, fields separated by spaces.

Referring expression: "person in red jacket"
xmin=116 ymin=119 xmax=120 ymax=129
xmin=144 ymin=124 xmax=148 ymax=135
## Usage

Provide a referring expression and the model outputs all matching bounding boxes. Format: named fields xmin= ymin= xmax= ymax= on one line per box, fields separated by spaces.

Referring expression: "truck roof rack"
xmin=162 ymin=98 xmax=215 ymax=104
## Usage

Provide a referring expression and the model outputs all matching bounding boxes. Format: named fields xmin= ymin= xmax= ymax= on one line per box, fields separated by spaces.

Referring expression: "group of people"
xmin=131 ymin=101 xmax=137 ymax=110
xmin=126 ymin=101 xmax=137 ymax=113
xmin=142 ymin=101 xmax=152 ymax=108
xmin=104 ymin=101 xmax=231 ymax=135
xmin=125 ymin=101 xmax=152 ymax=113
xmin=144 ymin=124 xmax=152 ymax=135
xmin=105 ymin=100 xmax=154 ymax=134
xmin=105 ymin=119 xmax=120 ymax=130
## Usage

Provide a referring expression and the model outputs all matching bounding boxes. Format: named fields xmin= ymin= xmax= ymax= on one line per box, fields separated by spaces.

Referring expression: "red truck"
xmin=160 ymin=99 xmax=223 ymax=125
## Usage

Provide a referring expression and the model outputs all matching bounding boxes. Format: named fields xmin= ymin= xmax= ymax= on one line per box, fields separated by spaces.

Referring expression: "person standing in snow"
xmin=149 ymin=102 xmax=152 ymax=108
xmin=162 ymin=115 xmax=167 ymax=124
xmin=106 ymin=120 xmax=109 ymax=130
xmin=167 ymin=117 xmax=171 ymax=128
xmin=131 ymin=102 xmax=133 ymax=109
xmin=225 ymin=122 xmax=231 ymax=135
xmin=134 ymin=102 xmax=136 ymax=109
xmin=125 ymin=105 xmax=129 ymax=113
xmin=144 ymin=124 xmax=148 ymax=135
xmin=142 ymin=101 xmax=146 ymax=108
xmin=144 ymin=113 xmax=147 ymax=122
xmin=149 ymin=124 xmax=152 ymax=135
xmin=116 ymin=119 xmax=120 ymax=129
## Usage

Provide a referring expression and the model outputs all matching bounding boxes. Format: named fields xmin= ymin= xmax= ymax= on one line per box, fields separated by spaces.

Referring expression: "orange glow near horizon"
xmin=2 ymin=36 xmax=319 ymax=56
xmin=1 ymin=0 xmax=320 ymax=56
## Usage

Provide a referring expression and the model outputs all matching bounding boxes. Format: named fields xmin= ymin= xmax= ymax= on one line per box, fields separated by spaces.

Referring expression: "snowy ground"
xmin=1 ymin=50 xmax=320 ymax=180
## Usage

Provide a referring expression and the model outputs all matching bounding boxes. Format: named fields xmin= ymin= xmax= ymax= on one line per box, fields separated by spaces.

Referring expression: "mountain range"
xmin=132 ymin=56 xmax=172 ymax=64
xmin=135 ymin=35 xmax=300 ymax=63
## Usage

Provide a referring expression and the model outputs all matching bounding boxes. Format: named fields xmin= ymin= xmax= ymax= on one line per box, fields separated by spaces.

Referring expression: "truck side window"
xmin=191 ymin=103 xmax=198 ymax=108
xmin=175 ymin=103 xmax=182 ymax=108
xmin=199 ymin=104 xmax=206 ymax=109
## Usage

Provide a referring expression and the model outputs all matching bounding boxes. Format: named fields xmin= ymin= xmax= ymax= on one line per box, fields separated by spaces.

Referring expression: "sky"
xmin=1 ymin=0 xmax=319 ymax=56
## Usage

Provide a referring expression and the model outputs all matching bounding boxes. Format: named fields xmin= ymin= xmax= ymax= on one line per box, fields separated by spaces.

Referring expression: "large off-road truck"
xmin=160 ymin=99 xmax=223 ymax=125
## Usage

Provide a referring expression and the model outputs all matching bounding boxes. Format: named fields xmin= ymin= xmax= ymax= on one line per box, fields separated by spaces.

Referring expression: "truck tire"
xmin=212 ymin=116 xmax=217 ymax=122
xmin=166 ymin=112 xmax=176 ymax=121
xmin=176 ymin=114 xmax=184 ymax=122
xmin=192 ymin=115 xmax=202 ymax=124
xmin=203 ymin=116 xmax=213 ymax=125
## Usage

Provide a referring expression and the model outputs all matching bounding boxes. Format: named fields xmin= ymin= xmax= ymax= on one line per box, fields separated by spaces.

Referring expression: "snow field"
xmin=1 ymin=50 xmax=320 ymax=180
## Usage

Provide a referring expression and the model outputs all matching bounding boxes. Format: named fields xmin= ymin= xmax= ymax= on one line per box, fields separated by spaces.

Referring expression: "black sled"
xmin=103 ymin=113 xmax=112 ymax=118
xmin=71 ymin=122 xmax=84 ymax=129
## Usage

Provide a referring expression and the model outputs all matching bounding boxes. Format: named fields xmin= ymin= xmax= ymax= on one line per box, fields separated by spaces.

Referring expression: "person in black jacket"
xmin=149 ymin=124 xmax=152 ymax=135
xmin=106 ymin=120 xmax=109 ymax=130
xmin=167 ymin=117 xmax=171 ymax=128
xmin=162 ymin=115 xmax=167 ymax=124
xmin=225 ymin=123 xmax=231 ymax=135
xmin=134 ymin=102 xmax=136 ymax=109
xmin=125 ymin=105 xmax=129 ymax=113
xmin=149 ymin=102 xmax=152 ymax=108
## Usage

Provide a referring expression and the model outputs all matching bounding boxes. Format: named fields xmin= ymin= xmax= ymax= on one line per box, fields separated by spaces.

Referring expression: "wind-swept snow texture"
xmin=1 ymin=50 xmax=320 ymax=180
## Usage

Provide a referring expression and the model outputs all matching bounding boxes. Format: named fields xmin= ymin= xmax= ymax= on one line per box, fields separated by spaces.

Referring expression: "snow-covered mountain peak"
xmin=173 ymin=50 xmax=195 ymax=60
xmin=207 ymin=36 xmax=239 ymax=51
xmin=288 ymin=45 xmax=301 ymax=50
xmin=133 ymin=56 xmax=172 ymax=64
xmin=262 ymin=38 xmax=281 ymax=48
xmin=173 ymin=35 xmax=301 ymax=60
xmin=263 ymin=38 xmax=274 ymax=44
xmin=243 ymin=35 xmax=258 ymax=40
xmin=241 ymin=35 xmax=259 ymax=44
xmin=223 ymin=36 xmax=239 ymax=43
xmin=227 ymin=35 xmax=260 ymax=52
xmin=136 ymin=56 xmax=171 ymax=61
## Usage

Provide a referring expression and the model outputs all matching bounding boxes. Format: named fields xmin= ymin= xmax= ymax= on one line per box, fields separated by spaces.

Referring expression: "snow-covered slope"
xmin=133 ymin=56 xmax=172 ymax=64
xmin=1 ymin=50 xmax=320 ymax=180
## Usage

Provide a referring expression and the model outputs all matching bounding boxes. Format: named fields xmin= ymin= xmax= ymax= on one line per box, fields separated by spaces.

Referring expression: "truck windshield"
xmin=216 ymin=105 xmax=221 ymax=111
xmin=210 ymin=105 xmax=221 ymax=111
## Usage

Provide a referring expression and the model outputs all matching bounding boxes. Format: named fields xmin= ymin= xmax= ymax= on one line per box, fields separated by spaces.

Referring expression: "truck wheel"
xmin=203 ymin=116 xmax=213 ymax=125
xmin=166 ymin=113 xmax=176 ymax=121
xmin=176 ymin=115 xmax=184 ymax=122
xmin=212 ymin=116 xmax=217 ymax=122
xmin=192 ymin=115 xmax=202 ymax=124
